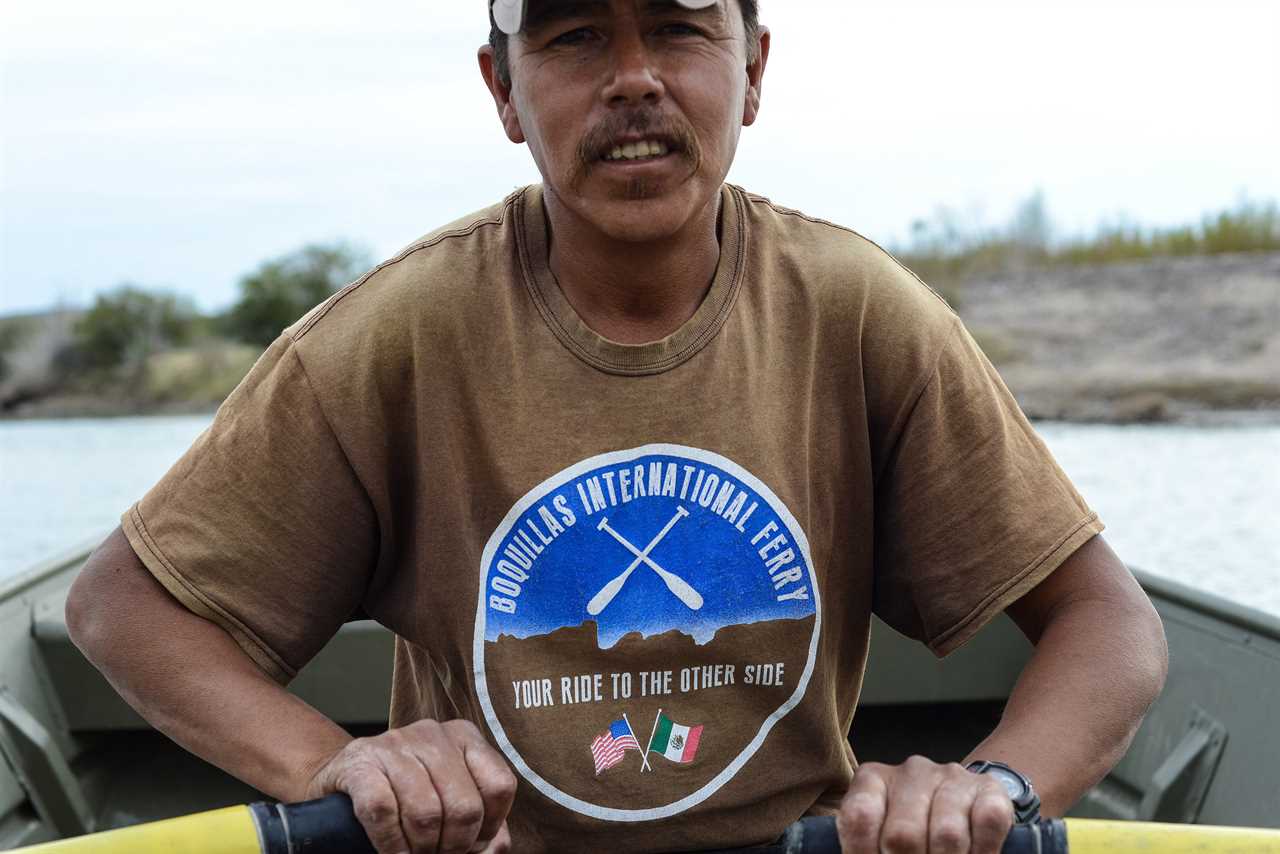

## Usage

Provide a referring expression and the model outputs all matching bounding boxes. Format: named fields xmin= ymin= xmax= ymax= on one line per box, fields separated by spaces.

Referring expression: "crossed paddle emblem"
xmin=586 ymin=505 xmax=704 ymax=616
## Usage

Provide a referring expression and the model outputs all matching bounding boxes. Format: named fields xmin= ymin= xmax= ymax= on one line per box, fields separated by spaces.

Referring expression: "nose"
xmin=600 ymin=29 xmax=665 ymax=106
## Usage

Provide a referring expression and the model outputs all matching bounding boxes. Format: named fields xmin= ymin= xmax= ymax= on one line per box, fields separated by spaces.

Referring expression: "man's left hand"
xmin=837 ymin=756 xmax=1014 ymax=854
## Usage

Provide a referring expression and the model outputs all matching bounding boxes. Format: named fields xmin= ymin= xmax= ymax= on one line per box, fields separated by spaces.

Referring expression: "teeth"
xmin=604 ymin=140 xmax=671 ymax=161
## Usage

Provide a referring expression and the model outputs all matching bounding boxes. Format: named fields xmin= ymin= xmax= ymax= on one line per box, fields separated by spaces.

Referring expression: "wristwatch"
xmin=965 ymin=760 xmax=1041 ymax=824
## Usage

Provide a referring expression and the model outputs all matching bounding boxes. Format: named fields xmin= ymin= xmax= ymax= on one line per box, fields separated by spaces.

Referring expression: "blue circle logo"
xmin=473 ymin=445 xmax=820 ymax=821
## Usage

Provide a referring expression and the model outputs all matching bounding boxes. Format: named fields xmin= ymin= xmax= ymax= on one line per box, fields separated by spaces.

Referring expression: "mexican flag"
xmin=648 ymin=713 xmax=703 ymax=763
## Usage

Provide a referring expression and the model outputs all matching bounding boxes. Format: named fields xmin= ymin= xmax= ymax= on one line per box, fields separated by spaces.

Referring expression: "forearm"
xmin=67 ymin=528 xmax=352 ymax=802
xmin=962 ymin=596 xmax=1168 ymax=816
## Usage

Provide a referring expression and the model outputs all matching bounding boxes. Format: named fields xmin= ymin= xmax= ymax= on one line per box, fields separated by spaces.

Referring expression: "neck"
xmin=542 ymin=189 xmax=722 ymax=346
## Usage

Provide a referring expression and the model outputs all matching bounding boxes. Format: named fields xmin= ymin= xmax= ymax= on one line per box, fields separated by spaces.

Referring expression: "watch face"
xmin=969 ymin=762 xmax=1040 ymax=823
xmin=989 ymin=767 xmax=1026 ymax=800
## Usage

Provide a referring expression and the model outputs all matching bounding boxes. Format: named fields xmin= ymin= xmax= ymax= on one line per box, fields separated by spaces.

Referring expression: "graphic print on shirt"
xmin=473 ymin=444 xmax=821 ymax=822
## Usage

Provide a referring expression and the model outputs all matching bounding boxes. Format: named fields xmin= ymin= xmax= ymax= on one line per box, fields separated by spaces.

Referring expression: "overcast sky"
xmin=2 ymin=0 xmax=1278 ymax=316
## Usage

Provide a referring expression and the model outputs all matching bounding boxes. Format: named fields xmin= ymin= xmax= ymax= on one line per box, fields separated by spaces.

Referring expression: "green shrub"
xmin=0 ymin=317 xmax=30 ymax=384
xmin=221 ymin=243 xmax=370 ymax=347
xmin=60 ymin=286 xmax=198 ymax=382
xmin=897 ymin=193 xmax=1280 ymax=279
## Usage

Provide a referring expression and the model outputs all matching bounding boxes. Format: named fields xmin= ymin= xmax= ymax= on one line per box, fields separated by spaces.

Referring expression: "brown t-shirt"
xmin=122 ymin=184 xmax=1102 ymax=853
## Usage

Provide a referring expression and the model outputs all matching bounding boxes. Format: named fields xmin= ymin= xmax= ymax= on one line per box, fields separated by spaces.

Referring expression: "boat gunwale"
xmin=0 ymin=533 xmax=106 ymax=601
xmin=1130 ymin=566 xmax=1280 ymax=642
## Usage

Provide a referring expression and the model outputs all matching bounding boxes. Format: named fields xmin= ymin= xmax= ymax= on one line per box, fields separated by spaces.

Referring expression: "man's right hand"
xmin=67 ymin=530 xmax=518 ymax=853
xmin=302 ymin=719 xmax=518 ymax=854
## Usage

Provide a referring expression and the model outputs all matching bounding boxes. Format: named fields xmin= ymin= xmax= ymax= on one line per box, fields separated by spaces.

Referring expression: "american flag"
xmin=591 ymin=719 xmax=640 ymax=774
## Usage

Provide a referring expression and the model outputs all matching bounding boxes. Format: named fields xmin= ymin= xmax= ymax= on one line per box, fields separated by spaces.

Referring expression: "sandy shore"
xmin=4 ymin=252 xmax=1278 ymax=424
xmin=955 ymin=251 xmax=1280 ymax=424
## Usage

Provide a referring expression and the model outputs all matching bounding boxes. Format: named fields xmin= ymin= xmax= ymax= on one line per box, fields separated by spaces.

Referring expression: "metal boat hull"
xmin=2 ymin=539 xmax=1276 ymax=848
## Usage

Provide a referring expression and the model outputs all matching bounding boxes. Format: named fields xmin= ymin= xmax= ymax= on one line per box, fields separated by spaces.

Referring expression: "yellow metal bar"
xmin=1068 ymin=817 xmax=1280 ymax=854
xmin=11 ymin=805 xmax=262 ymax=854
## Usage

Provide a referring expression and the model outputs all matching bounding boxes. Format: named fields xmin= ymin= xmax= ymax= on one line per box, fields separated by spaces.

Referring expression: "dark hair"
xmin=488 ymin=0 xmax=761 ymax=87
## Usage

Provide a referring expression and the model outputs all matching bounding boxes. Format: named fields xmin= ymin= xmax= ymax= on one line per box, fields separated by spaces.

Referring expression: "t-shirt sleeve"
xmin=121 ymin=335 xmax=379 ymax=684
xmin=872 ymin=317 xmax=1104 ymax=657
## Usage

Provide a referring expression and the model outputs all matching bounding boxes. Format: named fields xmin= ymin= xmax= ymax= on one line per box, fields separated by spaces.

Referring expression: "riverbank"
xmin=3 ymin=251 xmax=1278 ymax=423
xmin=957 ymin=251 xmax=1280 ymax=423
xmin=0 ymin=312 xmax=258 ymax=419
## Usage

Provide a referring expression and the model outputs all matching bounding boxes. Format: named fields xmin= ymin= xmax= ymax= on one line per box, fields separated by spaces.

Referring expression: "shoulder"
xmin=275 ymin=189 xmax=530 ymax=383
xmin=734 ymin=186 xmax=953 ymax=316
xmin=286 ymin=189 xmax=524 ymax=346
xmin=731 ymin=185 xmax=960 ymax=368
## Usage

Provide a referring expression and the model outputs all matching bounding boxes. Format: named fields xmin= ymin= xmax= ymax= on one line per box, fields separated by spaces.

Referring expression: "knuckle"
xmin=444 ymin=718 xmax=482 ymax=739
xmin=841 ymin=793 xmax=884 ymax=831
xmin=485 ymin=767 xmax=518 ymax=800
xmin=360 ymin=732 xmax=395 ymax=751
xmin=903 ymin=754 xmax=934 ymax=771
xmin=929 ymin=817 xmax=968 ymax=850
xmin=404 ymin=803 xmax=443 ymax=834
xmin=985 ymin=789 xmax=1014 ymax=813
xmin=450 ymin=796 xmax=486 ymax=830
xmin=976 ymin=783 xmax=1012 ymax=809
xmin=354 ymin=794 xmax=397 ymax=825
xmin=410 ymin=719 xmax=445 ymax=741
xmin=881 ymin=819 xmax=924 ymax=852
xmin=973 ymin=798 xmax=1014 ymax=832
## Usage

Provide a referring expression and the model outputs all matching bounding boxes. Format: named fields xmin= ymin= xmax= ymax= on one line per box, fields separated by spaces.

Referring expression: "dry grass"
xmin=144 ymin=343 xmax=261 ymax=406
xmin=970 ymin=328 xmax=1023 ymax=367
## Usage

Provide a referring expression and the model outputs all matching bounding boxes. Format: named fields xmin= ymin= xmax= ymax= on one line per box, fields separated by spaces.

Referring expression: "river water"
xmin=2 ymin=415 xmax=1277 ymax=615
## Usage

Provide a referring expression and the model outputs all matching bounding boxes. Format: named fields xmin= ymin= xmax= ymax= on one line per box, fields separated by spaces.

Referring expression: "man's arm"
xmin=838 ymin=534 xmax=1168 ymax=853
xmin=66 ymin=527 xmax=516 ymax=854
xmin=967 ymin=534 xmax=1169 ymax=812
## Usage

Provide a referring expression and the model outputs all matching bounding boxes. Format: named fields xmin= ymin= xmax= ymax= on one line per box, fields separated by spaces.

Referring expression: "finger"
xmin=413 ymin=725 xmax=487 ymax=854
xmin=453 ymin=724 xmax=518 ymax=846
xmin=880 ymin=755 xmax=936 ymax=854
xmin=970 ymin=779 xmax=1016 ymax=854
xmin=345 ymin=764 xmax=413 ymax=854
xmin=927 ymin=778 xmax=976 ymax=854
xmin=473 ymin=820 xmax=512 ymax=853
xmin=838 ymin=764 xmax=888 ymax=854
xmin=378 ymin=749 xmax=444 ymax=853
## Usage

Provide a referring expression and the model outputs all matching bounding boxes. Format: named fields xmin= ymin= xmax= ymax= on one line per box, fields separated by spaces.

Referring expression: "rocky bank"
xmin=3 ymin=252 xmax=1278 ymax=423
xmin=952 ymin=251 xmax=1280 ymax=424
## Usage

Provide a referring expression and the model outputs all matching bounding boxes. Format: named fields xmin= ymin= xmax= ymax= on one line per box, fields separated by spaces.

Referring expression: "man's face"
xmin=482 ymin=0 xmax=768 ymax=244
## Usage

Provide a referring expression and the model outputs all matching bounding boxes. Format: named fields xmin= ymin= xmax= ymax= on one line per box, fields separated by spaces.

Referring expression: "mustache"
xmin=573 ymin=109 xmax=702 ymax=180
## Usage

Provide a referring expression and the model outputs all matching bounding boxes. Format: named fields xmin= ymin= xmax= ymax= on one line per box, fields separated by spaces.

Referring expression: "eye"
xmin=550 ymin=27 xmax=599 ymax=47
xmin=656 ymin=21 xmax=704 ymax=37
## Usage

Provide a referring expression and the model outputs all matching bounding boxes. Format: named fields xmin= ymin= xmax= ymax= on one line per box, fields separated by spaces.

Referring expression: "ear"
xmin=478 ymin=45 xmax=526 ymax=144
xmin=742 ymin=26 xmax=771 ymax=127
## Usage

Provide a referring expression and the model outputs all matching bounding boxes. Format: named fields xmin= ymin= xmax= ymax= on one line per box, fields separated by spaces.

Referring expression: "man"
xmin=65 ymin=1 xmax=1169 ymax=852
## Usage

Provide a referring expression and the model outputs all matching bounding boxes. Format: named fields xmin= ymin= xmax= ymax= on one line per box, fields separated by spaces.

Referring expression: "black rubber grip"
xmin=246 ymin=801 xmax=288 ymax=854
xmin=252 ymin=793 xmax=375 ymax=854
xmin=786 ymin=816 xmax=1068 ymax=854
xmin=253 ymin=794 xmax=1068 ymax=854
xmin=1004 ymin=819 xmax=1069 ymax=854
